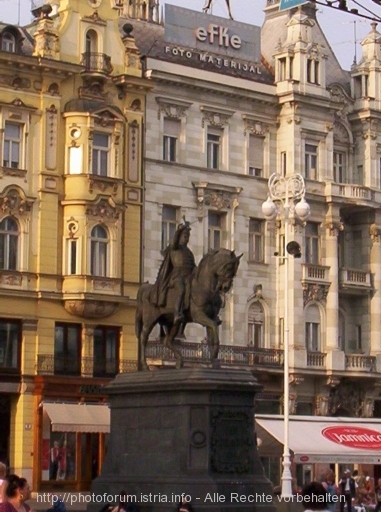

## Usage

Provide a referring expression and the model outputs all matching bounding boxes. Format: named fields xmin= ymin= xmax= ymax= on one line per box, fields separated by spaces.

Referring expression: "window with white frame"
xmin=90 ymin=225 xmax=108 ymax=277
xmin=333 ymin=151 xmax=346 ymax=183
xmin=249 ymin=218 xmax=264 ymax=262
xmin=92 ymin=133 xmax=110 ymax=176
xmin=1 ymin=32 xmax=16 ymax=52
xmin=161 ymin=205 xmax=178 ymax=250
xmin=248 ymin=302 xmax=264 ymax=348
xmin=3 ymin=122 xmax=22 ymax=169
xmin=208 ymin=212 xmax=224 ymax=250
xmin=248 ymin=135 xmax=264 ymax=177
xmin=305 ymin=304 xmax=320 ymax=352
xmin=305 ymin=222 xmax=320 ymax=264
xmin=163 ymin=118 xmax=180 ymax=162
xmin=305 ymin=143 xmax=318 ymax=180
xmin=0 ymin=217 xmax=19 ymax=270
xmin=207 ymin=128 xmax=222 ymax=170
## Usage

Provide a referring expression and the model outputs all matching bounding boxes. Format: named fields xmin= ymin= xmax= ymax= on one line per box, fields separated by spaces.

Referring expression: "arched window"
xmin=1 ymin=32 xmax=15 ymax=52
xmin=90 ymin=225 xmax=108 ymax=277
xmin=0 ymin=217 xmax=19 ymax=270
xmin=248 ymin=302 xmax=264 ymax=348
xmin=305 ymin=304 xmax=321 ymax=352
xmin=85 ymin=29 xmax=98 ymax=53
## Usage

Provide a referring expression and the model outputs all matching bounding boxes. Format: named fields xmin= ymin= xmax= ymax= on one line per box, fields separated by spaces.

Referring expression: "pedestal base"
xmin=90 ymin=368 xmax=276 ymax=512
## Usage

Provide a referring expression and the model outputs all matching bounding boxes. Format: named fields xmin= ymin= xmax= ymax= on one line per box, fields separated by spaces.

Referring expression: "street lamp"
xmin=261 ymin=173 xmax=310 ymax=499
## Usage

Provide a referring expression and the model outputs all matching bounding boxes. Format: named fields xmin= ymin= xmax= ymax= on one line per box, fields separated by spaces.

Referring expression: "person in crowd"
xmin=301 ymin=482 xmax=331 ymax=512
xmin=109 ymin=491 xmax=139 ymax=512
xmin=0 ymin=474 xmax=31 ymax=512
xmin=339 ymin=469 xmax=357 ymax=512
xmin=50 ymin=441 xmax=60 ymax=480
xmin=321 ymin=470 xmax=338 ymax=512
xmin=357 ymin=473 xmax=374 ymax=508
xmin=177 ymin=498 xmax=194 ymax=512
xmin=374 ymin=477 xmax=381 ymax=512
xmin=46 ymin=496 xmax=67 ymax=512
xmin=0 ymin=464 xmax=7 ymax=504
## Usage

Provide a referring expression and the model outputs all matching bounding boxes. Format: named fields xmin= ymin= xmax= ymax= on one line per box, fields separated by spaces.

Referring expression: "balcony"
xmin=302 ymin=264 xmax=330 ymax=283
xmin=307 ymin=351 xmax=326 ymax=367
xmin=146 ymin=340 xmax=284 ymax=368
xmin=81 ymin=53 xmax=113 ymax=75
xmin=36 ymin=354 xmax=137 ymax=377
xmin=345 ymin=354 xmax=376 ymax=372
xmin=325 ymin=182 xmax=381 ymax=206
xmin=339 ymin=268 xmax=372 ymax=294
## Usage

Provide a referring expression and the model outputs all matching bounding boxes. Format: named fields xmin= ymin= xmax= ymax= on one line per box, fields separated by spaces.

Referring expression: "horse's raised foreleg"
xmin=164 ymin=324 xmax=183 ymax=369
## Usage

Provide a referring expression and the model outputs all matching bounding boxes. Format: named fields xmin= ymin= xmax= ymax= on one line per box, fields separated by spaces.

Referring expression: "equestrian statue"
xmin=203 ymin=0 xmax=233 ymax=19
xmin=136 ymin=220 xmax=242 ymax=370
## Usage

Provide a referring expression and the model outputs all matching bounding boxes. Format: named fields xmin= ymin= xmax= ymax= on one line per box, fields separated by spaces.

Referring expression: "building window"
xmin=307 ymin=59 xmax=319 ymax=84
xmin=161 ymin=205 xmax=178 ymax=250
xmin=1 ymin=32 xmax=16 ymax=52
xmin=0 ymin=217 xmax=19 ymax=270
xmin=248 ymin=135 xmax=264 ymax=177
xmin=3 ymin=122 xmax=22 ymax=169
xmin=93 ymin=326 xmax=119 ymax=377
xmin=305 ymin=222 xmax=320 ymax=264
xmin=90 ymin=225 xmax=108 ymax=277
xmin=305 ymin=144 xmax=317 ymax=180
xmin=207 ymin=129 xmax=222 ymax=169
xmin=163 ymin=118 xmax=180 ymax=162
xmin=278 ymin=57 xmax=286 ymax=81
xmin=248 ymin=302 xmax=264 ymax=348
xmin=249 ymin=219 xmax=264 ymax=262
xmin=0 ymin=320 xmax=20 ymax=370
xmin=68 ymin=239 xmax=78 ymax=275
xmin=305 ymin=304 xmax=320 ymax=352
xmin=54 ymin=323 xmax=81 ymax=376
xmin=208 ymin=212 xmax=224 ymax=250
xmin=92 ymin=133 xmax=110 ymax=176
xmin=333 ymin=151 xmax=346 ymax=183
xmin=281 ymin=151 xmax=287 ymax=177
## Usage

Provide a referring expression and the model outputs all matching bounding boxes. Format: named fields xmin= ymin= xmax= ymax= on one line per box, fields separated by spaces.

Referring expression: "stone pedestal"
xmin=90 ymin=368 xmax=276 ymax=512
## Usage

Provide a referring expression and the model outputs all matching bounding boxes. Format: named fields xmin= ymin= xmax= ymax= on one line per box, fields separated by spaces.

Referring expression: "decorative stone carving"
xmin=64 ymin=299 xmax=119 ymax=318
xmin=315 ymin=395 xmax=329 ymax=416
xmin=242 ymin=116 xmax=269 ymax=136
xmin=193 ymin=182 xmax=242 ymax=221
xmin=303 ymin=282 xmax=330 ymax=306
xmin=0 ymin=187 xmax=34 ymax=216
xmin=289 ymin=374 xmax=304 ymax=386
xmin=328 ymin=380 xmax=364 ymax=417
xmin=85 ymin=197 xmax=123 ymax=222
xmin=361 ymin=118 xmax=378 ymax=140
xmin=0 ymin=76 xmax=31 ymax=90
xmin=156 ymin=97 xmax=191 ymax=120
xmin=210 ymin=409 xmax=251 ymax=473
xmin=200 ymin=107 xmax=233 ymax=128
xmin=88 ymin=176 xmax=119 ymax=195
xmin=326 ymin=375 xmax=340 ymax=387
xmin=326 ymin=221 xmax=344 ymax=236
xmin=370 ymin=223 xmax=381 ymax=243
xmin=0 ymin=273 xmax=22 ymax=287
xmin=81 ymin=10 xmax=107 ymax=25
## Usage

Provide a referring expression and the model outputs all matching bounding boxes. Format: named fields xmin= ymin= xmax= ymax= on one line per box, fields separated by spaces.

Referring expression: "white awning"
xmin=256 ymin=414 xmax=381 ymax=464
xmin=43 ymin=403 xmax=110 ymax=433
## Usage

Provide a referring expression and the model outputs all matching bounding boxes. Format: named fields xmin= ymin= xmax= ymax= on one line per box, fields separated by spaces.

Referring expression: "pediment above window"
xmin=193 ymin=182 xmax=242 ymax=221
xmin=0 ymin=186 xmax=35 ymax=217
xmin=155 ymin=96 xmax=192 ymax=120
xmin=200 ymin=105 xmax=235 ymax=128
xmin=242 ymin=115 xmax=269 ymax=136
xmin=85 ymin=196 xmax=125 ymax=222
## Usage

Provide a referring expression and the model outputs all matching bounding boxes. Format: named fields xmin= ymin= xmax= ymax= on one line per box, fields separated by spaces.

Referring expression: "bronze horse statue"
xmin=136 ymin=248 xmax=242 ymax=370
xmin=203 ymin=0 xmax=233 ymax=19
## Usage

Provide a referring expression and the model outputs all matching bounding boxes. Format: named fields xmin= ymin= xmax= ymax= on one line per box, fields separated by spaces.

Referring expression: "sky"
xmin=2 ymin=0 xmax=381 ymax=70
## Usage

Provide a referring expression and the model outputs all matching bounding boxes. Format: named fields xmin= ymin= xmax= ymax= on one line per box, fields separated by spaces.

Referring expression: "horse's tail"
xmin=135 ymin=283 xmax=151 ymax=339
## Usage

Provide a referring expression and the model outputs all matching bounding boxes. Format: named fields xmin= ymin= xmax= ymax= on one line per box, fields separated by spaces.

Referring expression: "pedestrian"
xmin=301 ymin=481 xmax=330 ymax=512
xmin=339 ymin=469 xmax=357 ymax=512
xmin=374 ymin=477 xmax=381 ymax=512
xmin=321 ymin=470 xmax=338 ymax=512
xmin=177 ymin=498 xmax=194 ymax=512
xmin=110 ymin=491 xmax=139 ymax=512
xmin=46 ymin=496 xmax=67 ymax=512
xmin=0 ymin=474 xmax=31 ymax=512
xmin=0 ymin=464 xmax=6 ymax=504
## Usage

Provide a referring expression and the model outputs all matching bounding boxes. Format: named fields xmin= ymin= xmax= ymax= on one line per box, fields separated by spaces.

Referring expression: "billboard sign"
xmin=279 ymin=0 xmax=308 ymax=11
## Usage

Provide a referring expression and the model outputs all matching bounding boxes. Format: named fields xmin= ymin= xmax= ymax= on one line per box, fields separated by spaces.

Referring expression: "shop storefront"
xmin=36 ymin=402 xmax=110 ymax=491
xmin=256 ymin=415 xmax=381 ymax=487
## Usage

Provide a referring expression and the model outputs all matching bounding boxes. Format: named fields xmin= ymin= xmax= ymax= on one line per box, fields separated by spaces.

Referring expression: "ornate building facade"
xmin=0 ymin=0 xmax=148 ymax=490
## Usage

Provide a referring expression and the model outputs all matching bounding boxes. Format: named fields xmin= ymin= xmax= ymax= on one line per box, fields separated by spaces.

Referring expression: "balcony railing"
xmin=81 ymin=52 xmax=113 ymax=74
xmin=345 ymin=354 xmax=376 ymax=371
xmin=302 ymin=264 xmax=330 ymax=282
xmin=307 ymin=351 xmax=326 ymax=367
xmin=36 ymin=355 xmax=137 ymax=377
xmin=325 ymin=182 xmax=378 ymax=202
xmin=340 ymin=268 xmax=372 ymax=290
xmin=146 ymin=340 xmax=284 ymax=367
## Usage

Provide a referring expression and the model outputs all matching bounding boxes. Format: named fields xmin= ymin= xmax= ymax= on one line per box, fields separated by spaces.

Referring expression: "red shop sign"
xmin=322 ymin=426 xmax=381 ymax=450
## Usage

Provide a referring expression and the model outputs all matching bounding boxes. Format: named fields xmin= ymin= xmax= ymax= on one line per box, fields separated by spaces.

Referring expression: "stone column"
xmin=370 ymin=222 xmax=381 ymax=357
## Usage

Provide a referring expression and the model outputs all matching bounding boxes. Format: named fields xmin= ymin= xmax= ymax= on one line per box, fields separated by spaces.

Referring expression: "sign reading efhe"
xmin=322 ymin=426 xmax=381 ymax=450
xmin=195 ymin=24 xmax=241 ymax=50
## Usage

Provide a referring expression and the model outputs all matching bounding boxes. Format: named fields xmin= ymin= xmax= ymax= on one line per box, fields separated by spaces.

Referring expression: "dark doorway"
xmin=0 ymin=396 xmax=11 ymax=466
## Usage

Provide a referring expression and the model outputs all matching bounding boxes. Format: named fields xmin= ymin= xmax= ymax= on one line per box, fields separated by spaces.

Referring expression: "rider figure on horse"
xmin=150 ymin=219 xmax=196 ymax=325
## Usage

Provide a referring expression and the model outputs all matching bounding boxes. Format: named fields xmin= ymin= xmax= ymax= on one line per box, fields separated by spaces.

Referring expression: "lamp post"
xmin=262 ymin=173 xmax=310 ymax=499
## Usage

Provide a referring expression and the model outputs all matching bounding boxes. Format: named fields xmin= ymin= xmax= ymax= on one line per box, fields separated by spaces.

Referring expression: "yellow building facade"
xmin=0 ymin=0 xmax=148 ymax=491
